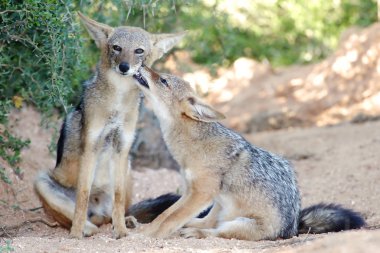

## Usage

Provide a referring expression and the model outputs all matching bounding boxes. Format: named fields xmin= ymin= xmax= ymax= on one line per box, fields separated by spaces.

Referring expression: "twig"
xmin=28 ymin=206 xmax=43 ymax=212
xmin=0 ymin=218 xmax=59 ymax=237
xmin=0 ymin=10 xmax=30 ymax=15
xmin=301 ymin=227 xmax=312 ymax=242
xmin=366 ymin=224 xmax=380 ymax=230
xmin=142 ymin=4 xmax=147 ymax=29
xmin=125 ymin=0 xmax=133 ymax=20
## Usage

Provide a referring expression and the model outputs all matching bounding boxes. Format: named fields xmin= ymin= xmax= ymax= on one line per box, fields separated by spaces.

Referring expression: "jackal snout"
xmin=108 ymin=30 xmax=151 ymax=76
xmin=134 ymin=65 xmax=160 ymax=88
xmin=118 ymin=62 xmax=130 ymax=74
xmin=111 ymin=45 xmax=142 ymax=76
xmin=134 ymin=66 xmax=225 ymax=122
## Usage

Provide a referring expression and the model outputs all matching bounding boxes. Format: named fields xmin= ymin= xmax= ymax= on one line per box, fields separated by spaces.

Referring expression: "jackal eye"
xmin=160 ymin=77 xmax=169 ymax=87
xmin=135 ymin=48 xmax=144 ymax=54
xmin=112 ymin=45 xmax=122 ymax=52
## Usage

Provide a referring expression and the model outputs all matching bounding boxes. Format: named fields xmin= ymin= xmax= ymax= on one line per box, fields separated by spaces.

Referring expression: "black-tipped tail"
xmin=127 ymin=193 xmax=211 ymax=224
xmin=127 ymin=193 xmax=181 ymax=223
xmin=298 ymin=203 xmax=366 ymax=234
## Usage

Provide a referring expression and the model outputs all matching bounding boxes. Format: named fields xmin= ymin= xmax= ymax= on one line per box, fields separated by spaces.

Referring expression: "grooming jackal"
xmin=132 ymin=66 xmax=365 ymax=240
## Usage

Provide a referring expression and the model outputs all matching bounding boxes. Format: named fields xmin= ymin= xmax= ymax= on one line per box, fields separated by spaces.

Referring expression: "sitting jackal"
xmin=34 ymin=13 xmax=185 ymax=239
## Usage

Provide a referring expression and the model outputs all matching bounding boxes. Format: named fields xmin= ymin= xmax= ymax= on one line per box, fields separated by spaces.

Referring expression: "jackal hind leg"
xmin=184 ymin=201 xmax=221 ymax=229
xmin=181 ymin=217 xmax=275 ymax=241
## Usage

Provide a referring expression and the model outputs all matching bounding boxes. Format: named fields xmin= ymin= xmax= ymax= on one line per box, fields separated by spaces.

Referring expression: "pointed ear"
xmin=78 ymin=12 xmax=114 ymax=47
xmin=181 ymin=96 xmax=225 ymax=122
xmin=149 ymin=31 xmax=186 ymax=63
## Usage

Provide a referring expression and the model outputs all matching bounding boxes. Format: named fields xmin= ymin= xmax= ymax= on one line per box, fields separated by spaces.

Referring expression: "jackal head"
xmin=133 ymin=66 xmax=225 ymax=123
xmin=78 ymin=12 xmax=185 ymax=76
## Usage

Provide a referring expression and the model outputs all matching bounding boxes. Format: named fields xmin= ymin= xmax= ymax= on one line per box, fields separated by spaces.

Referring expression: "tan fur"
xmin=34 ymin=13 xmax=184 ymax=239
xmin=38 ymin=194 xmax=71 ymax=229
xmin=134 ymin=66 xmax=284 ymax=240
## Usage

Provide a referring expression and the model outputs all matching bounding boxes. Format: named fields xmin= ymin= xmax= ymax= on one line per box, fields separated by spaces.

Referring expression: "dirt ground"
xmin=1 ymin=106 xmax=379 ymax=252
xmin=2 ymin=23 xmax=380 ymax=252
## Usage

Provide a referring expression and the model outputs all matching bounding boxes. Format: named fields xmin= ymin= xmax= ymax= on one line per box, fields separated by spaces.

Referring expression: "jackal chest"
xmin=89 ymin=93 xmax=140 ymax=151
xmin=105 ymin=71 xmax=140 ymax=109
xmin=91 ymin=110 xmax=136 ymax=152
xmin=89 ymin=112 xmax=134 ymax=189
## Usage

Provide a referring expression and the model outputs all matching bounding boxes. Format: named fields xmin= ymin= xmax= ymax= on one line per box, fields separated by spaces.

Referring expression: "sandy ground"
xmin=1 ymin=107 xmax=379 ymax=252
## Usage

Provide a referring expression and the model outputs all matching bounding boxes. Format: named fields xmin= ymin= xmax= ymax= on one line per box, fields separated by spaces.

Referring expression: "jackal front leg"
xmin=141 ymin=191 xmax=214 ymax=238
xmin=111 ymin=146 xmax=129 ymax=239
xmin=70 ymin=125 xmax=102 ymax=239
xmin=141 ymin=173 xmax=218 ymax=238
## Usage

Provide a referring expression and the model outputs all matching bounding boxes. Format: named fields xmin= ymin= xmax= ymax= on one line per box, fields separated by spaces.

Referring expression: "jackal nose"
xmin=119 ymin=62 xmax=130 ymax=73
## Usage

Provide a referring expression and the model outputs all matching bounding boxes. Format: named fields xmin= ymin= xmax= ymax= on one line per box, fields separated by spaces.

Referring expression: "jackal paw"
xmin=125 ymin=215 xmax=139 ymax=229
xmin=69 ymin=229 xmax=83 ymax=239
xmin=70 ymin=222 xmax=99 ymax=238
xmin=179 ymin=228 xmax=207 ymax=239
xmin=113 ymin=224 xmax=128 ymax=239
xmin=83 ymin=223 xmax=99 ymax=237
xmin=69 ymin=222 xmax=99 ymax=238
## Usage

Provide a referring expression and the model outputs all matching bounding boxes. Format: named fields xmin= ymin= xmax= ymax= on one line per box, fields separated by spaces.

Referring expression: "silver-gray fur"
xmin=33 ymin=13 xmax=185 ymax=238
xmin=132 ymin=67 xmax=365 ymax=240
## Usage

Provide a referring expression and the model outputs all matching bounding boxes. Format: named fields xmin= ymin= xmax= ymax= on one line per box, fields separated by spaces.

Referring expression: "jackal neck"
xmin=161 ymin=115 xmax=209 ymax=149
xmin=105 ymin=70 xmax=135 ymax=87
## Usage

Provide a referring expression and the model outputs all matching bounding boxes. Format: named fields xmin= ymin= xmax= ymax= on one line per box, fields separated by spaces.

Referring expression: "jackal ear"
xmin=149 ymin=31 xmax=186 ymax=64
xmin=78 ymin=12 xmax=114 ymax=47
xmin=181 ymin=96 xmax=225 ymax=122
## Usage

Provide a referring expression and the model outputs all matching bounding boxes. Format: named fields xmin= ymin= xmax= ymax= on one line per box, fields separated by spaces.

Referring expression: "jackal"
xmin=34 ymin=13 xmax=185 ymax=239
xmin=132 ymin=66 xmax=365 ymax=240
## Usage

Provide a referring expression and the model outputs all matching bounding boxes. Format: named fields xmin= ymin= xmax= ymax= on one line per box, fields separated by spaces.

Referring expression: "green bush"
xmin=0 ymin=0 xmax=85 ymax=115
xmin=88 ymin=0 xmax=377 ymax=67
xmin=0 ymin=0 xmax=85 ymax=181
xmin=179 ymin=0 xmax=378 ymax=66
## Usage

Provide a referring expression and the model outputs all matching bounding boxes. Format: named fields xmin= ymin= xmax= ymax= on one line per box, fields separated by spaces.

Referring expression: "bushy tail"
xmin=127 ymin=193 xmax=211 ymax=224
xmin=34 ymin=171 xmax=75 ymax=228
xmin=298 ymin=203 xmax=366 ymax=234
xmin=127 ymin=193 xmax=180 ymax=223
